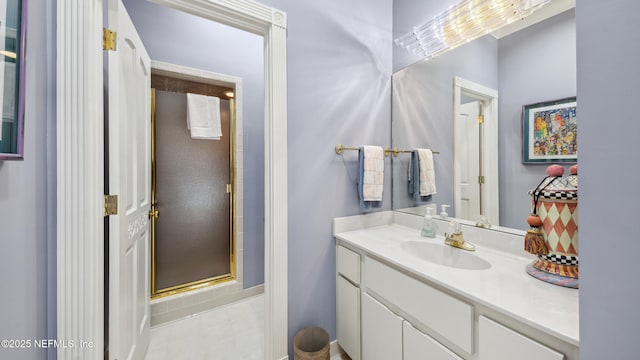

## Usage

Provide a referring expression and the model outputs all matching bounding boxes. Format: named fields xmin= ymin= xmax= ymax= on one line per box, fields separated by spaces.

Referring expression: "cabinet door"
xmin=337 ymin=275 xmax=360 ymax=360
xmin=403 ymin=321 xmax=463 ymax=360
xmin=362 ymin=293 xmax=403 ymax=360
xmin=479 ymin=316 xmax=565 ymax=360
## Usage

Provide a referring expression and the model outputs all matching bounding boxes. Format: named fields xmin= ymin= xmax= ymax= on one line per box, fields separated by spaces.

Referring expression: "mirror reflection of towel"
xmin=409 ymin=149 xmax=436 ymax=200
xmin=187 ymin=93 xmax=222 ymax=140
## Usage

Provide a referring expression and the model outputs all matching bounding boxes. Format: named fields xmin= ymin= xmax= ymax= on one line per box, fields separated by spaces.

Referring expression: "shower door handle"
xmin=149 ymin=202 xmax=159 ymax=219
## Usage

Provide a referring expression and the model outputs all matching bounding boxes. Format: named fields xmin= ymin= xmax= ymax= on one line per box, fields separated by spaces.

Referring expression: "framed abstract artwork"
xmin=522 ymin=97 xmax=577 ymax=164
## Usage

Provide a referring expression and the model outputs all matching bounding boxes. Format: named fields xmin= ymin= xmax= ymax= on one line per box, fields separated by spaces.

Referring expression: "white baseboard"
xmin=330 ymin=340 xmax=349 ymax=359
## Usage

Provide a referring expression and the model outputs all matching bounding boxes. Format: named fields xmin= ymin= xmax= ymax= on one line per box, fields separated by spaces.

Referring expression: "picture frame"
xmin=0 ymin=0 xmax=27 ymax=161
xmin=522 ymin=97 xmax=577 ymax=164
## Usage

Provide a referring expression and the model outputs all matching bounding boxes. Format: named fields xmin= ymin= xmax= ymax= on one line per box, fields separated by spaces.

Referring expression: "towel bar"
xmin=335 ymin=144 xmax=439 ymax=157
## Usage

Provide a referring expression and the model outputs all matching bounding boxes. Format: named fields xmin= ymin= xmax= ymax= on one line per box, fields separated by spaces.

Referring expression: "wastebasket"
xmin=293 ymin=326 xmax=330 ymax=360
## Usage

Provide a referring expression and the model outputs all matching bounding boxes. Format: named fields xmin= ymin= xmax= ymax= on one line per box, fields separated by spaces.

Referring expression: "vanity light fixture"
xmin=395 ymin=0 xmax=550 ymax=59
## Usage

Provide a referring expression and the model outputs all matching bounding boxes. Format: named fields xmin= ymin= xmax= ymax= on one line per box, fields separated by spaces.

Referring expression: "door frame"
xmin=453 ymin=76 xmax=499 ymax=226
xmin=56 ymin=0 xmax=289 ymax=359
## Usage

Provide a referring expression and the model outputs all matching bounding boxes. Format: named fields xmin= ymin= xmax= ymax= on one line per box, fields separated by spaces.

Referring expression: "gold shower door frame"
xmin=150 ymin=88 xmax=236 ymax=299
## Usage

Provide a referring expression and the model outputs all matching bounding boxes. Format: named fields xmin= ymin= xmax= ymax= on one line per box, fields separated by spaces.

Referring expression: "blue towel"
xmin=408 ymin=151 xmax=432 ymax=202
xmin=358 ymin=148 xmax=383 ymax=212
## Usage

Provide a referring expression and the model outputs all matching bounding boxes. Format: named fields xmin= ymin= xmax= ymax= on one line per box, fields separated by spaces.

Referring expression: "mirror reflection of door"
xmin=456 ymin=100 xmax=481 ymax=221
xmin=453 ymin=77 xmax=499 ymax=226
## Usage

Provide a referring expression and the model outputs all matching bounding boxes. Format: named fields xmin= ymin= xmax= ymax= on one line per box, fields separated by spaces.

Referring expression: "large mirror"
xmin=392 ymin=1 xmax=577 ymax=230
xmin=0 ymin=0 xmax=25 ymax=160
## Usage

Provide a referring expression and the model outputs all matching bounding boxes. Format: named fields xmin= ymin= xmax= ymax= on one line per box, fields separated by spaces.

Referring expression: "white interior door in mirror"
xmin=453 ymin=77 xmax=499 ymax=226
xmin=108 ymin=0 xmax=152 ymax=359
xmin=456 ymin=101 xmax=481 ymax=221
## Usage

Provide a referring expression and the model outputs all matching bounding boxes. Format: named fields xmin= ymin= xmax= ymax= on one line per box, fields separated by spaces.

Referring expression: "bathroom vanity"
xmin=334 ymin=211 xmax=579 ymax=360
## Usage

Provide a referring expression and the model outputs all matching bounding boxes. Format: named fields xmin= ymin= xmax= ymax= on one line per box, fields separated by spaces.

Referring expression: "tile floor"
xmin=144 ymin=293 xmax=348 ymax=360
xmin=145 ymin=294 xmax=264 ymax=359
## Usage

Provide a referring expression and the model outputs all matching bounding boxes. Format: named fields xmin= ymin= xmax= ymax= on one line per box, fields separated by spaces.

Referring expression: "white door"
xmin=456 ymin=101 xmax=481 ymax=221
xmin=107 ymin=1 xmax=151 ymax=359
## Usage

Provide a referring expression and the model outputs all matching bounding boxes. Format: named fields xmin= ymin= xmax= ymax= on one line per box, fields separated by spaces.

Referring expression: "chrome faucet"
xmin=444 ymin=222 xmax=476 ymax=251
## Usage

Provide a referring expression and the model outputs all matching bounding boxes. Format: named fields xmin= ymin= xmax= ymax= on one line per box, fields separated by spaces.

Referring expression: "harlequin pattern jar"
xmin=526 ymin=169 xmax=578 ymax=288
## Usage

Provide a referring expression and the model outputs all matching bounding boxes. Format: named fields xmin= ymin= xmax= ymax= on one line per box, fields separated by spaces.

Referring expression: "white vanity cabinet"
xmin=335 ymin=244 xmax=573 ymax=360
xmin=336 ymin=245 xmax=361 ymax=360
xmin=334 ymin=214 xmax=578 ymax=360
xmin=479 ymin=316 xmax=565 ymax=360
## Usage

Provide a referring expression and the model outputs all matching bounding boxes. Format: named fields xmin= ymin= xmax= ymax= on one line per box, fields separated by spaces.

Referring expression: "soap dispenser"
xmin=440 ymin=205 xmax=450 ymax=220
xmin=421 ymin=207 xmax=437 ymax=238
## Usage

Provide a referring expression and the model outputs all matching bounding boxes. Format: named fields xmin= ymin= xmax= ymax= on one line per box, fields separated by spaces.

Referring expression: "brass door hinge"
xmin=478 ymin=115 xmax=484 ymax=125
xmin=226 ymin=183 xmax=232 ymax=194
xmin=103 ymin=28 xmax=117 ymax=51
xmin=478 ymin=176 xmax=485 ymax=185
xmin=104 ymin=195 xmax=118 ymax=216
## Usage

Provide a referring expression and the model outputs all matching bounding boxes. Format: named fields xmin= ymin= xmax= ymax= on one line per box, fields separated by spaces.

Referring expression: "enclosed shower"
xmin=150 ymin=67 xmax=239 ymax=298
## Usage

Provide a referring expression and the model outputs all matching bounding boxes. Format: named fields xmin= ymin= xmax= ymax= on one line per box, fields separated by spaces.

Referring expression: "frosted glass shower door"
xmin=153 ymin=89 xmax=233 ymax=294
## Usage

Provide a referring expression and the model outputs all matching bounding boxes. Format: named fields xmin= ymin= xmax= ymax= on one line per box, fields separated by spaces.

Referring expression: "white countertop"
xmin=334 ymin=215 xmax=579 ymax=347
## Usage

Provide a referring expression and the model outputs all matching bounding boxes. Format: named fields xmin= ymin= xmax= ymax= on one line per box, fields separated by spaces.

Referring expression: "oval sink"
xmin=400 ymin=241 xmax=491 ymax=270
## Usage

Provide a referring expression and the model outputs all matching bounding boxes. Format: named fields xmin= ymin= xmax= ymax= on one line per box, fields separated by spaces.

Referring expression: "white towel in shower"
xmin=416 ymin=148 xmax=436 ymax=196
xmin=186 ymin=93 xmax=222 ymax=140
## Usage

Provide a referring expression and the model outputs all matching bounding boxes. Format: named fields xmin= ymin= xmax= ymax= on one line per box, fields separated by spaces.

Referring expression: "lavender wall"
xmin=498 ymin=9 xmax=576 ymax=229
xmin=0 ymin=1 xmax=56 ymax=359
xmin=123 ymin=0 xmax=266 ymax=289
xmin=259 ymin=0 xmax=393 ymax=354
xmin=577 ymin=0 xmax=640 ymax=358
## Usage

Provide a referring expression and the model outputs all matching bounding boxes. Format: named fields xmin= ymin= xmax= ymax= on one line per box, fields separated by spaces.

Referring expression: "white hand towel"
xmin=187 ymin=93 xmax=222 ymax=140
xmin=362 ymin=145 xmax=385 ymax=201
xmin=416 ymin=148 xmax=436 ymax=196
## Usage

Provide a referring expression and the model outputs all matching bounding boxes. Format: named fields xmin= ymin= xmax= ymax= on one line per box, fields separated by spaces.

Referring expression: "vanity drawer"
xmin=479 ymin=316 xmax=564 ymax=360
xmin=337 ymin=245 xmax=360 ymax=285
xmin=364 ymin=257 xmax=473 ymax=354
